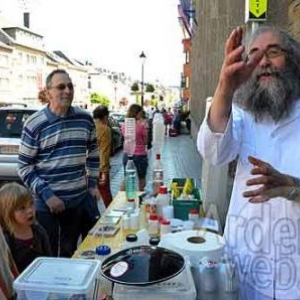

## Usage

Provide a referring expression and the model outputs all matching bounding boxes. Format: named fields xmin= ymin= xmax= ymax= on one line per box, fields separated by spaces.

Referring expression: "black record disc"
xmin=100 ymin=245 xmax=185 ymax=286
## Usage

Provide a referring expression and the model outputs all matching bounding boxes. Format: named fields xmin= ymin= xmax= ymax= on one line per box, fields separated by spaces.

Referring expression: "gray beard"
xmin=233 ymin=67 xmax=300 ymax=122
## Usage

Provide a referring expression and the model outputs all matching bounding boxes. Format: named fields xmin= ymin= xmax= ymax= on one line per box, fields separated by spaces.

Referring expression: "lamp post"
xmin=139 ymin=51 xmax=146 ymax=107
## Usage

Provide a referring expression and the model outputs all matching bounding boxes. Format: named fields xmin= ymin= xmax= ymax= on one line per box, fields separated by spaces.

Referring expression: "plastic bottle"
xmin=148 ymin=214 xmax=159 ymax=237
xmin=127 ymin=198 xmax=136 ymax=212
xmin=160 ymin=219 xmax=171 ymax=236
xmin=152 ymin=113 xmax=165 ymax=153
xmin=95 ymin=245 xmax=112 ymax=299
xmin=125 ymin=155 xmax=137 ymax=202
xmin=156 ymin=186 xmax=169 ymax=218
xmin=124 ymin=117 xmax=136 ymax=155
xmin=153 ymin=153 xmax=164 ymax=195
xmin=188 ymin=209 xmax=199 ymax=227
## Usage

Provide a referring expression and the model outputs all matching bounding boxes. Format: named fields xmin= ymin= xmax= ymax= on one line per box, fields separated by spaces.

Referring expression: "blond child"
xmin=0 ymin=182 xmax=52 ymax=273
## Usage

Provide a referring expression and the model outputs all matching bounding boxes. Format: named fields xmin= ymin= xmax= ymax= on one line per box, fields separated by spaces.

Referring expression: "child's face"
xmin=13 ymin=200 xmax=36 ymax=226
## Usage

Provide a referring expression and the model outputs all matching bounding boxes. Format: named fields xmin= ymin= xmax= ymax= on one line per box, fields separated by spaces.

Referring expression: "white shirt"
xmin=197 ymin=101 xmax=300 ymax=299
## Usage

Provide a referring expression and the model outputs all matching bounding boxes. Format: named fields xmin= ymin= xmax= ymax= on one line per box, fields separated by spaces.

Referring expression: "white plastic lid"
xmin=13 ymin=257 xmax=101 ymax=294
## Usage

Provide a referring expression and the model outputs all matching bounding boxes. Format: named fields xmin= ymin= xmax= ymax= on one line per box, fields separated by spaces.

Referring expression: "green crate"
xmin=171 ymin=178 xmax=196 ymax=188
xmin=172 ymin=188 xmax=202 ymax=220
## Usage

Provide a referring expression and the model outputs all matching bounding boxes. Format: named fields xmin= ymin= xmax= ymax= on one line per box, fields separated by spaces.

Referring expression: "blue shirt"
xmin=18 ymin=105 xmax=99 ymax=211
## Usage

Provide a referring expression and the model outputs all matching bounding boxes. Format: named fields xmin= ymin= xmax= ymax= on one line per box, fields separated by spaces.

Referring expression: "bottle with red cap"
xmin=152 ymin=153 xmax=164 ymax=195
xmin=160 ymin=219 xmax=171 ymax=236
xmin=188 ymin=208 xmax=199 ymax=228
xmin=156 ymin=185 xmax=170 ymax=218
xmin=148 ymin=214 xmax=159 ymax=236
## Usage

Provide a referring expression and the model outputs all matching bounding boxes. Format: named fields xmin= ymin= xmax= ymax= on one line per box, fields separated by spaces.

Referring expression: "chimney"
xmin=23 ymin=12 xmax=30 ymax=28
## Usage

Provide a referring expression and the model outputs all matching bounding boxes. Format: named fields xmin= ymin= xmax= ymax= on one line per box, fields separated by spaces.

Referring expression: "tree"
xmin=146 ymin=83 xmax=155 ymax=93
xmin=90 ymin=92 xmax=110 ymax=107
xmin=131 ymin=82 xmax=139 ymax=92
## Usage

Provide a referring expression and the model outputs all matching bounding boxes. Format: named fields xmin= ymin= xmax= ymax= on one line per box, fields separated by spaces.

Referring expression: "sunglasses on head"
xmin=50 ymin=83 xmax=74 ymax=91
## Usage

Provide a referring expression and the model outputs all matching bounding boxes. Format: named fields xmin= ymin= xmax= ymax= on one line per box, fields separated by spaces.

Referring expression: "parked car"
xmin=108 ymin=116 xmax=124 ymax=155
xmin=110 ymin=112 xmax=126 ymax=125
xmin=0 ymin=106 xmax=38 ymax=185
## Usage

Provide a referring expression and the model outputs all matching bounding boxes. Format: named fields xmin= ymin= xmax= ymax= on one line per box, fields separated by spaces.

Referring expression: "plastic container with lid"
xmin=156 ymin=186 xmax=170 ymax=218
xmin=95 ymin=245 xmax=112 ymax=298
xmin=188 ymin=209 xmax=199 ymax=226
xmin=160 ymin=219 xmax=171 ymax=236
xmin=96 ymin=245 xmax=111 ymax=259
xmin=148 ymin=214 xmax=159 ymax=236
xmin=13 ymin=257 xmax=100 ymax=300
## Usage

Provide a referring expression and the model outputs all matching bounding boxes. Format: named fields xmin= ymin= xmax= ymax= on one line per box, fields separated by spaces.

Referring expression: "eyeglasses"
xmin=50 ymin=83 xmax=74 ymax=91
xmin=247 ymin=46 xmax=286 ymax=61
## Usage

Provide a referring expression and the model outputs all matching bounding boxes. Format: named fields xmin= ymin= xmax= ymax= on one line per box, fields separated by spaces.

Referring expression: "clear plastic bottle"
xmin=125 ymin=155 xmax=137 ymax=201
xmin=156 ymin=186 xmax=169 ymax=218
xmin=148 ymin=214 xmax=159 ymax=237
xmin=152 ymin=113 xmax=165 ymax=153
xmin=153 ymin=153 xmax=164 ymax=195
xmin=95 ymin=245 xmax=112 ymax=299
xmin=124 ymin=117 xmax=136 ymax=155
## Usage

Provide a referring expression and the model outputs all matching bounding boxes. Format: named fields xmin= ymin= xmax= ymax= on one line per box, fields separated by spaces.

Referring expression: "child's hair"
xmin=0 ymin=182 xmax=33 ymax=234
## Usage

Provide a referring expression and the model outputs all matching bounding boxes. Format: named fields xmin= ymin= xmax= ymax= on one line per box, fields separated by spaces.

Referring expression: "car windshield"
xmin=0 ymin=110 xmax=36 ymax=138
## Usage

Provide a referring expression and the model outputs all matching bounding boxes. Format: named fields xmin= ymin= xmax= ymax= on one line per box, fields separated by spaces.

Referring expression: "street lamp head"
xmin=139 ymin=51 xmax=146 ymax=64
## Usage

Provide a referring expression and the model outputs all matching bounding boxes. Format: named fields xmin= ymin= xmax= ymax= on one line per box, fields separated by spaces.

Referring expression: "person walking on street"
xmin=163 ymin=107 xmax=173 ymax=136
xmin=93 ymin=105 xmax=113 ymax=208
xmin=18 ymin=69 xmax=100 ymax=257
xmin=122 ymin=104 xmax=148 ymax=191
xmin=197 ymin=26 xmax=300 ymax=299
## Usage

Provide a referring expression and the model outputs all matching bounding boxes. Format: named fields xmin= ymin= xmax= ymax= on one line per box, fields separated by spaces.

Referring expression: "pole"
xmin=141 ymin=62 xmax=144 ymax=107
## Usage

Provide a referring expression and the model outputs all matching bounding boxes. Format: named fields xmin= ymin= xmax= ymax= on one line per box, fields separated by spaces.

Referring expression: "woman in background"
xmin=122 ymin=104 xmax=148 ymax=191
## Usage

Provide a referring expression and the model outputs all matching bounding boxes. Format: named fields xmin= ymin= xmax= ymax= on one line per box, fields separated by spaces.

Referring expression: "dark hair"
xmin=127 ymin=104 xmax=142 ymax=118
xmin=38 ymin=69 xmax=70 ymax=104
xmin=46 ymin=69 xmax=70 ymax=89
xmin=93 ymin=105 xmax=109 ymax=119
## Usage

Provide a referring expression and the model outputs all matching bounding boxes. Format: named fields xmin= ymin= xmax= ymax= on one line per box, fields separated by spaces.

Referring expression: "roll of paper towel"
xmin=159 ymin=230 xmax=225 ymax=267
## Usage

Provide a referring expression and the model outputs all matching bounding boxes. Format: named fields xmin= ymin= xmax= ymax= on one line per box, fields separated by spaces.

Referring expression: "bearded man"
xmin=197 ymin=26 xmax=300 ymax=299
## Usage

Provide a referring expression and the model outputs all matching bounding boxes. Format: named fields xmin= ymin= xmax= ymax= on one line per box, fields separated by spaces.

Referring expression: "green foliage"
xmin=146 ymin=84 xmax=155 ymax=93
xmin=131 ymin=82 xmax=139 ymax=92
xmin=90 ymin=92 xmax=110 ymax=106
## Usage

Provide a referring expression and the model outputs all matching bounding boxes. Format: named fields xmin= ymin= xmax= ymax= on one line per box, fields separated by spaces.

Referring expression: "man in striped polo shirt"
xmin=18 ymin=69 xmax=100 ymax=257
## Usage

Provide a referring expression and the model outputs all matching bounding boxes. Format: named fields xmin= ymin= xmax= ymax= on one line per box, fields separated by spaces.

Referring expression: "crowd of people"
xmin=2 ymin=24 xmax=300 ymax=300
xmin=0 ymin=68 xmax=185 ymax=298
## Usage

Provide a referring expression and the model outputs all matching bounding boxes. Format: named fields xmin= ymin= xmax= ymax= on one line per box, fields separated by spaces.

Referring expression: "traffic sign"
xmin=245 ymin=0 xmax=267 ymax=22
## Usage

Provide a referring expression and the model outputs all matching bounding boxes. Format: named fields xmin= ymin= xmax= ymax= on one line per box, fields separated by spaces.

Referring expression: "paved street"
xmin=109 ymin=134 xmax=203 ymax=197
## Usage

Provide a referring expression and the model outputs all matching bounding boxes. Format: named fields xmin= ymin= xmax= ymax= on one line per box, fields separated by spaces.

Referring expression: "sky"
xmin=1 ymin=0 xmax=184 ymax=86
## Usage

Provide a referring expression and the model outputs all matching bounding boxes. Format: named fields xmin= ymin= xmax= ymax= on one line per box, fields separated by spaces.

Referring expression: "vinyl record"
xmin=100 ymin=245 xmax=185 ymax=286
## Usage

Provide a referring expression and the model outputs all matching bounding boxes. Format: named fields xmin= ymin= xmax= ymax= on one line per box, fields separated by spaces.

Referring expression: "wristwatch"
xmin=287 ymin=187 xmax=300 ymax=201
xmin=286 ymin=176 xmax=300 ymax=201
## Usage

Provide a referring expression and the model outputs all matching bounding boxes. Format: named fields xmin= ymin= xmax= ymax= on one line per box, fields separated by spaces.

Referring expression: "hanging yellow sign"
xmin=246 ymin=0 xmax=267 ymax=21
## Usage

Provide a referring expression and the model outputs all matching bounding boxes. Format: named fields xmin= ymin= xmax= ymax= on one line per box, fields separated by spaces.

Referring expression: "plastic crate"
xmin=172 ymin=188 xmax=202 ymax=220
xmin=171 ymin=178 xmax=196 ymax=189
